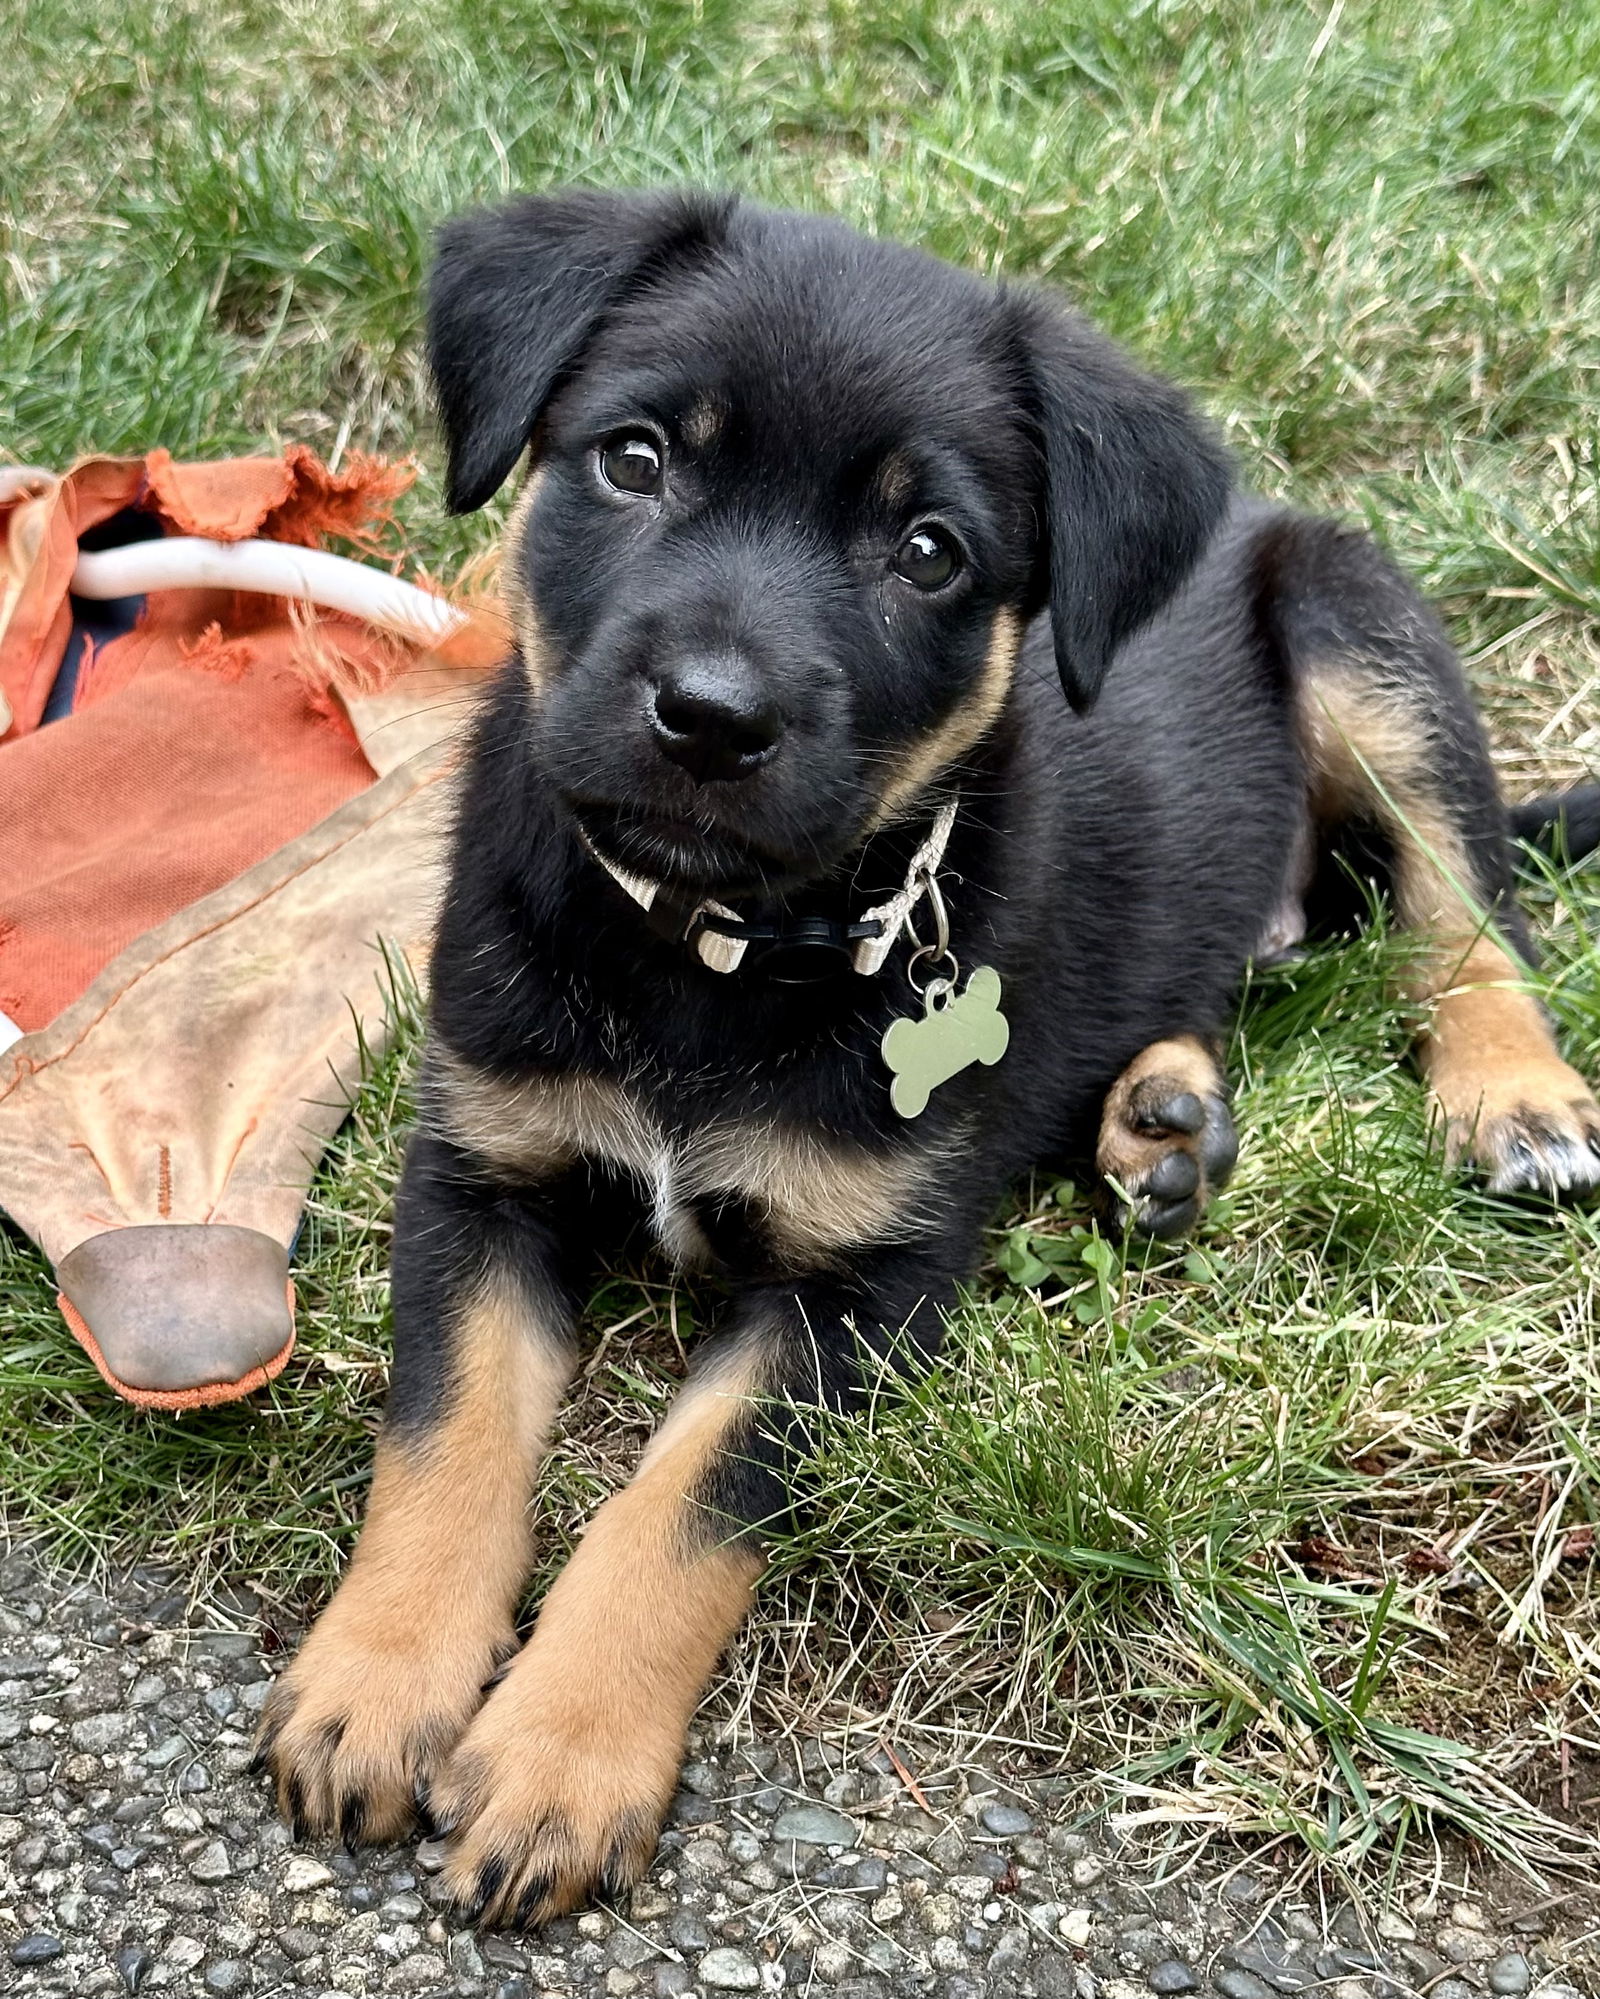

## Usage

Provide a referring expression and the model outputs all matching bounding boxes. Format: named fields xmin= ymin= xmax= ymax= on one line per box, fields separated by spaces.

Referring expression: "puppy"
xmin=259 ymin=189 xmax=1600 ymax=1925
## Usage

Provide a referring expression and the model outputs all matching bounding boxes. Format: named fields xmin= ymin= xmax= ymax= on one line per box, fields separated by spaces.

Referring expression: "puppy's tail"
xmin=1509 ymin=783 xmax=1600 ymax=865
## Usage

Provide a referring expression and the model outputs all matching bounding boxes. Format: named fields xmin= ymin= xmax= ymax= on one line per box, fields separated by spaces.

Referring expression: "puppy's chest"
xmin=427 ymin=1047 xmax=943 ymax=1271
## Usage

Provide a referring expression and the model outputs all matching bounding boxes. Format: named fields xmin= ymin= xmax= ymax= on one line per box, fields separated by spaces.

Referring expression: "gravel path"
xmin=1 ymin=1542 xmax=1595 ymax=1999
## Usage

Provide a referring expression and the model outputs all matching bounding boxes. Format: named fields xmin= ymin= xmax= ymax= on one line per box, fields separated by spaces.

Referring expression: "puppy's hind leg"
xmin=256 ymin=1132 xmax=584 ymax=1845
xmin=1263 ymin=513 xmax=1600 ymax=1197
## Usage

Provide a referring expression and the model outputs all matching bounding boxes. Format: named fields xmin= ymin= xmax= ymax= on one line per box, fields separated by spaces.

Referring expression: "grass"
xmin=4 ymin=0 xmax=1600 ymax=1888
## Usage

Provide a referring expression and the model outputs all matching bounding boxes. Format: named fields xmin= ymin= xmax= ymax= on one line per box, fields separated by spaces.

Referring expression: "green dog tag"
xmin=882 ymin=964 xmax=1010 ymax=1118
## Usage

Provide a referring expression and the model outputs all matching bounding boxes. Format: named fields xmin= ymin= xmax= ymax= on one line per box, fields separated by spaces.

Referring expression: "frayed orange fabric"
xmin=179 ymin=622 xmax=258 ymax=681
xmin=57 ymin=1284 xmax=297 ymax=1413
xmin=0 ymin=448 xmax=422 ymax=1033
xmin=141 ymin=444 xmax=413 ymax=553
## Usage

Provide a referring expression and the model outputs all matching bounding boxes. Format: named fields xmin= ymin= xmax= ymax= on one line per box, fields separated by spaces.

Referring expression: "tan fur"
xmin=874 ymin=608 xmax=1022 ymax=824
xmin=434 ymin=1346 xmax=766 ymax=1924
xmin=1298 ymin=665 xmax=1600 ymax=1186
xmin=1419 ymin=937 xmax=1600 ymax=1175
xmin=875 ymin=448 xmax=917 ymax=510
xmin=1097 ymin=1035 xmax=1225 ymax=1191
xmin=681 ymin=396 xmax=725 ymax=449
xmin=257 ymin=1281 xmax=574 ymax=1839
xmin=429 ymin=1045 xmax=945 ymax=1266
xmin=500 ymin=474 xmax=549 ymax=693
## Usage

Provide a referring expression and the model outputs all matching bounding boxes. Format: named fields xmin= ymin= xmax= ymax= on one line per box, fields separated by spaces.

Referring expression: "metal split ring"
xmin=904 ymin=869 xmax=959 ymax=995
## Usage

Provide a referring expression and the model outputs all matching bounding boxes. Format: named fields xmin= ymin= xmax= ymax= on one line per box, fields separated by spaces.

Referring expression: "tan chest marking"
xmin=428 ymin=1049 xmax=943 ymax=1267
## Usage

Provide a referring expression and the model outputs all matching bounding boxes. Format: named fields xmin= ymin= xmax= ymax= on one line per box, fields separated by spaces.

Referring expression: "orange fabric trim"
xmin=144 ymin=449 xmax=296 ymax=542
xmin=56 ymin=1280 xmax=297 ymax=1412
xmin=1 ymin=457 xmax=146 ymax=740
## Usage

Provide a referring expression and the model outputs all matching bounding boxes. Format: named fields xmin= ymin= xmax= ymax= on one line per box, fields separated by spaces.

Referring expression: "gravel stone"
xmin=699 ymin=1946 xmax=763 ymax=1989
xmin=188 ymin=1837 xmax=232 ymax=1881
xmin=389 ymin=1950 xmax=449 ymax=1989
xmin=69 ymin=1712 xmax=131 ymax=1753
xmin=772 ymin=1802 xmax=858 ymax=1847
xmin=1150 ymin=1964 xmax=1201 ymax=1994
xmin=113 ymin=1944 xmax=154 ymax=1992
xmin=1215 ymin=1974 xmax=1276 ymax=1999
xmin=281 ymin=1854 xmax=336 ymax=1892
xmin=1225 ymin=1949 xmax=1314 ymax=1993
xmin=1486 ymin=1956 xmax=1531 ymax=1995
xmin=920 ymin=1894 xmax=961 ymax=1937
xmin=202 ymin=1961 xmax=252 ymax=1994
xmin=671 ymin=1910 xmax=712 ymax=1953
xmin=11 ymin=1933 xmax=66 ymax=1966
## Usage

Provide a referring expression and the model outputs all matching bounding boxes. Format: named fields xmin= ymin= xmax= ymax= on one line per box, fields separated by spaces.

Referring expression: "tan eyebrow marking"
xmin=681 ymin=396 xmax=725 ymax=449
xmin=875 ymin=448 xmax=918 ymax=511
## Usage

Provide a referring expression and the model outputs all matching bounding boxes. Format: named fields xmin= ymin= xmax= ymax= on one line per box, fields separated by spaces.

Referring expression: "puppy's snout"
xmin=649 ymin=655 xmax=784 ymax=783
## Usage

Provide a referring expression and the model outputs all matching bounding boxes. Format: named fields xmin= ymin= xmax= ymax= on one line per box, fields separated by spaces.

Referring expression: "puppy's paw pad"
xmin=255 ymin=1616 xmax=512 ymax=1846
xmin=442 ymin=1798 xmax=659 ymax=1930
xmin=1099 ymin=1078 xmax=1238 ymax=1241
xmin=435 ymin=1759 xmax=666 ymax=1929
xmin=431 ymin=1676 xmax=678 ymax=1930
xmin=1458 ymin=1099 xmax=1600 ymax=1200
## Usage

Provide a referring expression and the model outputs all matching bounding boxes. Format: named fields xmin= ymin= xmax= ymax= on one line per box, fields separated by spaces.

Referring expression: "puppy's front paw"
xmin=256 ymin=1592 xmax=514 ymax=1847
xmin=432 ymin=1659 xmax=681 ymax=1929
xmin=1434 ymin=1056 xmax=1600 ymax=1198
xmin=1098 ymin=1073 xmax=1238 ymax=1240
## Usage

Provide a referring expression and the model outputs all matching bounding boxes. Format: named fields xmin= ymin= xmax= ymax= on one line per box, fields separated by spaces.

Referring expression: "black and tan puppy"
xmin=258 ymin=189 xmax=1600 ymax=1924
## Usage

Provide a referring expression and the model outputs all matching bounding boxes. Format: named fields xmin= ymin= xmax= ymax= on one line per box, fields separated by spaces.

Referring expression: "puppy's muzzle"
xmin=649 ymin=653 xmax=784 ymax=784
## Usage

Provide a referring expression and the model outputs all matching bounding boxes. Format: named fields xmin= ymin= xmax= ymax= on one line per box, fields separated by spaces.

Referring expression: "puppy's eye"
xmin=598 ymin=434 xmax=664 ymax=497
xmin=891 ymin=526 xmax=961 ymax=591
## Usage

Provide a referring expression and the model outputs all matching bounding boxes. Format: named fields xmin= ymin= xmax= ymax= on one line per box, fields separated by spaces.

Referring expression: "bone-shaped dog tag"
xmin=882 ymin=964 xmax=1010 ymax=1118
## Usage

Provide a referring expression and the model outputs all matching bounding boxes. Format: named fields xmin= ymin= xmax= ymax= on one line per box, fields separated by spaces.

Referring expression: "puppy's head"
xmin=430 ymin=189 xmax=1229 ymax=897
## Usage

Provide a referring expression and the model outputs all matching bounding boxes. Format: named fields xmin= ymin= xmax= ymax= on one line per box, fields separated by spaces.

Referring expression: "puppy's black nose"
xmin=649 ymin=656 xmax=783 ymax=783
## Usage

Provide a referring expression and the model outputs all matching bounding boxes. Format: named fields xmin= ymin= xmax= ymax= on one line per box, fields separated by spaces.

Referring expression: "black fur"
xmin=1511 ymin=783 xmax=1600 ymax=863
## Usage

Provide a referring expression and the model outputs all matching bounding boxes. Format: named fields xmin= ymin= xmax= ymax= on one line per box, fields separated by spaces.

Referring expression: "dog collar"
xmin=580 ymin=798 xmax=961 ymax=978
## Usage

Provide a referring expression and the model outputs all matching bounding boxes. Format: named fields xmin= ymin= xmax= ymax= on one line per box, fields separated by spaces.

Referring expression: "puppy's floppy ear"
xmin=427 ymin=187 xmax=734 ymax=514
xmin=1011 ymin=294 xmax=1233 ymax=712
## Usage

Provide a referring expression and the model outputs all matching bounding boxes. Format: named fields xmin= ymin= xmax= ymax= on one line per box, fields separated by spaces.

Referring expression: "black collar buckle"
xmin=692 ymin=909 xmax=885 ymax=983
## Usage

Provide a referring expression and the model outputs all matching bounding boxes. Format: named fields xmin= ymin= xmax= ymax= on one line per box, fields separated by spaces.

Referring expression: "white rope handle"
xmin=71 ymin=536 xmax=467 ymax=647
